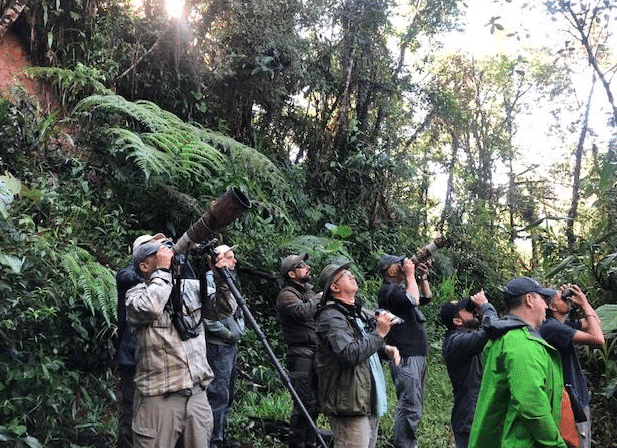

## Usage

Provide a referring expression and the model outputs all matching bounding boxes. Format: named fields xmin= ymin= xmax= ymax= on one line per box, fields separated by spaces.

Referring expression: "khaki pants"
xmin=328 ymin=415 xmax=379 ymax=448
xmin=132 ymin=386 xmax=213 ymax=448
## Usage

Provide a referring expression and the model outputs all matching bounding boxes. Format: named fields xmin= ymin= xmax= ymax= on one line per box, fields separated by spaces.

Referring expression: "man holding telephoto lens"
xmin=540 ymin=284 xmax=605 ymax=448
xmin=126 ymin=235 xmax=234 ymax=448
xmin=377 ymin=255 xmax=432 ymax=448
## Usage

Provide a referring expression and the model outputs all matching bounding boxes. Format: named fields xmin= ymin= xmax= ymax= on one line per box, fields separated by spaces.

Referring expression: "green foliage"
xmin=25 ymin=65 xmax=113 ymax=109
xmin=2 ymin=1 xmax=617 ymax=445
xmin=61 ymin=246 xmax=117 ymax=327
xmin=75 ymin=94 xmax=226 ymax=186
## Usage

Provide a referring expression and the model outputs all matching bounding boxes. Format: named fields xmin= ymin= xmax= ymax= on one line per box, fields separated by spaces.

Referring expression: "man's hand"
xmin=384 ymin=344 xmax=401 ymax=367
xmin=470 ymin=290 xmax=488 ymax=308
xmin=416 ymin=260 xmax=432 ymax=279
xmin=561 ymin=284 xmax=589 ymax=308
xmin=207 ymin=249 xmax=236 ymax=274
xmin=215 ymin=251 xmax=236 ymax=269
xmin=375 ymin=310 xmax=398 ymax=338
xmin=402 ymin=258 xmax=416 ymax=277
xmin=156 ymin=246 xmax=174 ymax=270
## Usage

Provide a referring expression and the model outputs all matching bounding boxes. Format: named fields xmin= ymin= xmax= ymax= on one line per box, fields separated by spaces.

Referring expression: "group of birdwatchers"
xmin=114 ymin=232 xmax=605 ymax=448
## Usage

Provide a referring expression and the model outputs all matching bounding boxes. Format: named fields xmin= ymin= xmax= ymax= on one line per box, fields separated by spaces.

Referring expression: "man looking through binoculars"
xmin=440 ymin=290 xmax=498 ymax=448
xmin=276 ymin=253 xmax=321 ymax=448
xmin=540 ymin=284 xmax=605 ymax=448
xmin=205 ymin=244 xmax=245 ymax=448
xmin=126 ymin=235 xmax=234 ymax=448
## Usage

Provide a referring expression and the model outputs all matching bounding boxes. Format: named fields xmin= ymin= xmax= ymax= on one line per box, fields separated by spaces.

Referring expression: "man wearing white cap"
xmin=204 ymin=244 xmax=245 ymax=448
xmin=115 ymin=233 xmax=166 ymax=448
xmin=126 ymin=235 xmax=234 ymax=448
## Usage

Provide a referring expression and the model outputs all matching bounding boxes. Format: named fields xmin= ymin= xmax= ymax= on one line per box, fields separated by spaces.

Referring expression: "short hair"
xmin=504 ymin=293 xmax=525 ymax=313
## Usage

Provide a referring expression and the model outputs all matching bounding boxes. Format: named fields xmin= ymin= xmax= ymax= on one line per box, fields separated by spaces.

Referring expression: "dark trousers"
xmin=206 ymin=343 xmax=238 ymax=448
xmin=118 ymin=365 xmax=136 ymax=448
xmin=287 ymin=354 xmax=319 ymax=448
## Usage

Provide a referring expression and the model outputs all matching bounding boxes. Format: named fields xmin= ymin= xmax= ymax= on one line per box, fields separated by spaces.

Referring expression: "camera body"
xmin=464 ymin=299 xmax=476 ymax=313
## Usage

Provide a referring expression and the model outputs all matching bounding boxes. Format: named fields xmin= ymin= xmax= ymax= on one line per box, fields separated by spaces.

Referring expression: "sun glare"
xmin=165 ymin=0 xmax=185 ymax=19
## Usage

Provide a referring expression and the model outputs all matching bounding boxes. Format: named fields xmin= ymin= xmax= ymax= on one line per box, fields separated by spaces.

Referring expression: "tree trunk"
xmin=0 ymin=0 xmax=27 ymax=40
xmin=566 ymin=74 xmax=596 ymax=248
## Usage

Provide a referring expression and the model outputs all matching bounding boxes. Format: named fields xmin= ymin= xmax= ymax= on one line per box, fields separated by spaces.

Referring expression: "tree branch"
xmin=114 ymin=22 xmax=174 ymax=84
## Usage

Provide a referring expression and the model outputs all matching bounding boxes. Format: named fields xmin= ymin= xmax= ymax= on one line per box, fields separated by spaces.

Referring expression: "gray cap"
xmin=133 ymin=242 xmax=161 ymax=264
xmin=503 ymin=277 xmax=556 ymax=299
xmin=280 ymin=253 xmax=309 ymax=277
xmin=377 ymin=254 xmax=405 ymax=275
xmin=319 ymin=262 xmax=352 ymax=302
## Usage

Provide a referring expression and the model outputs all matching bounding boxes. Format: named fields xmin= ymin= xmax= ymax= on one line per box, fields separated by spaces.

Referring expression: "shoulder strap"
xmin=316 ymin=300 xmax=365 ymax=336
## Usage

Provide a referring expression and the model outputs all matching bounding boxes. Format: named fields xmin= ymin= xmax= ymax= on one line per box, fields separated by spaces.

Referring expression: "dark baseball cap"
xmin=440 ymin=299 xmax=471 ymax=330
xmin=503 ymin=277 xmax=556 ymax=299
xmin=280 ymin=253 xmax=309 ymax=277
xmin=377 ymin=254 xmax=405 ymax=275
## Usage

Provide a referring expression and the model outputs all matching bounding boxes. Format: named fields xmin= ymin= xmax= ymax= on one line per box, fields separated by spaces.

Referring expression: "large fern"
xmin=75 ymin=94 xmax=225 ymax=183
xmin=196 ymin=128 xmax=288 ymax=188
xmin=74 ymin=94 xmax=294 ymax=231
xmin=60 ymin=247 xmax=117 ymax=328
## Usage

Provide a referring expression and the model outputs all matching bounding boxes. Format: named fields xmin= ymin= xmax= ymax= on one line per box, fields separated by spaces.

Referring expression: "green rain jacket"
xmin=468 ymin=316 xmax=567 ymax=448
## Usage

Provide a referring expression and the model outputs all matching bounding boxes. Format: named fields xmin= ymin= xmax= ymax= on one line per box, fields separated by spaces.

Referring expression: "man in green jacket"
xmin=468 ymin=277 xmax=567 ymax=448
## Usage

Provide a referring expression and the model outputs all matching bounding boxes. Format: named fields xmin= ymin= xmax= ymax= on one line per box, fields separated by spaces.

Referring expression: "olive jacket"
xmin=315 ymin=300 xmax=386 ymax=417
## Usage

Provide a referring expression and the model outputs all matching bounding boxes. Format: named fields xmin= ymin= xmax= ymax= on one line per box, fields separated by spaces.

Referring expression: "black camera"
xmin=464 ymin=299 xmax=476 ymax=312
xmin=562 ymin=288 xmax=574 ymax=300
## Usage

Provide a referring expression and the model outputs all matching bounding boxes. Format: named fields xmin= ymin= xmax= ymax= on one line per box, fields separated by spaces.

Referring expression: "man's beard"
xmin=297 ymin=272 xmax=313 ymax=284
xmin=462 ymin=317 xmax=481 ymax=330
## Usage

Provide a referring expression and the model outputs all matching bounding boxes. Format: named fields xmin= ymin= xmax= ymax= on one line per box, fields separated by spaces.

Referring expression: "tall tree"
xmin=566 ymin=74 xmax=596 ymax=248
xmin=545 ymin=0 xmax=617 ymax=125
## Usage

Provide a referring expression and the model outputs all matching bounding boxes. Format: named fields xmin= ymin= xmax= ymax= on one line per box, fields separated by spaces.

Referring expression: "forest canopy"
xmin=1 ymin=0 xmax=616 ymax=446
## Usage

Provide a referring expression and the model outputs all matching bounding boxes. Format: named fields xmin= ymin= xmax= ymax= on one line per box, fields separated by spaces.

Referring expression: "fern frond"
xmin=195 ymin=128 xmax=288 ymax=190
xmin=107 ymin=128 xmax=173 ymax=181
xmin=75 ymin=95 xmax=225 ymax=182
xmin=60 ymin=247 xmax=117 ymax=327
xmin=25 ymin=66 xmax=112 ymax=97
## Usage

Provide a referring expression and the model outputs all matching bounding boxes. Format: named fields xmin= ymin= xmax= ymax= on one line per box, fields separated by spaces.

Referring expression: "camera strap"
xmin=170 ymin=258 xmax=201 ymax=341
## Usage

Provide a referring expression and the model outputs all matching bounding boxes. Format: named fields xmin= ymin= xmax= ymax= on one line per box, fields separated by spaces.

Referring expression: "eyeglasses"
xmin=333 ymin=269 xmax=354 ymax=284
xmin=293 ymin=261 xmax=307 ymax=270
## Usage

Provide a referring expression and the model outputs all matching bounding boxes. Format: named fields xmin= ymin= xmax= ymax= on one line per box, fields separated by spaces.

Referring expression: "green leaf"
xmin=597 ymin=304 xmax=617 ymax=335
xmin=325 ymin=223 xmax=353 ymax=239
xmin=24 ymin=435 xmax=44 ymax=448
xmin=0 ymin=253 xmax=24 ymax=274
